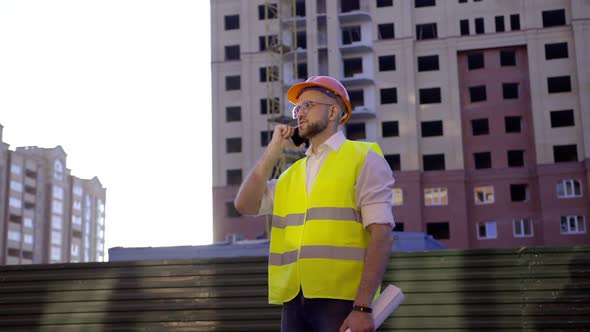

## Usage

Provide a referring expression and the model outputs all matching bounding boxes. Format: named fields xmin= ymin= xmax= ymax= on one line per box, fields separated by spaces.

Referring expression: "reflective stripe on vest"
xmin=269 ymin=246 xmax=366 ymax=266
xmin=271 ymin=207 xmax=362 ymax=229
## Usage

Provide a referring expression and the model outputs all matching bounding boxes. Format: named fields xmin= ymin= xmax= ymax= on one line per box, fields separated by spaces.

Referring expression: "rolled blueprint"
xmin=345 ymin=284 xmax=405 ymax=332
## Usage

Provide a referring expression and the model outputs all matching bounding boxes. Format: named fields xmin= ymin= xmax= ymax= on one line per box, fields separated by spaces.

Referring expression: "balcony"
xmin=341 ymin=74 xmax=373 ymax=88
xmin=281 ymin=16 xmax=306 ymax=30
xmin=24 ymin=177 xmax=36 ymax=188
xmin=349 ymin=106 xmax=376 ymax=120
xmin=338 ymin=2 xmax=371 ymax=24
xmin=340 ymin=42 xmax=372 ymax=55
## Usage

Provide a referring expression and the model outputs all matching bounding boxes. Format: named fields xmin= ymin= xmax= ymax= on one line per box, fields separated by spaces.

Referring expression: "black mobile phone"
xmin=291 ymin=127 xmax=308 ymax=147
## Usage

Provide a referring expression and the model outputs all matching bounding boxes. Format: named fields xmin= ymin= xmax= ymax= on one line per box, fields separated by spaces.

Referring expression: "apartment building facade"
xmin=0 ymin=124 xmax=106 ymax=265
xmin=211 ymin=0 xmax=590 ymax=249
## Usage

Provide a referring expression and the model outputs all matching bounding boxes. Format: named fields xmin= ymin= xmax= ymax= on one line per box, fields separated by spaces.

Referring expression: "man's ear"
xmin=329 ymin=105 xmax=341 ymax=121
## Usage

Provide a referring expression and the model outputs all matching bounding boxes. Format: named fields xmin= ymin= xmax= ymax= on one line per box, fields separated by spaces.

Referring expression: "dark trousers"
xmin=281 ymin=291 xmax=353 ymax=332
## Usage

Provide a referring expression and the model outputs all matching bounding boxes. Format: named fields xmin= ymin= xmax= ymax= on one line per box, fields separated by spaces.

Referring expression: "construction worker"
xmin=234 ymin=76 xmax=395 ymax=332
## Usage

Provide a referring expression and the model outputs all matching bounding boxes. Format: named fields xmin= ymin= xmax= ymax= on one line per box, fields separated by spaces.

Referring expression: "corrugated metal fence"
xmin=0 ymin=246 xmax=588 ymax=331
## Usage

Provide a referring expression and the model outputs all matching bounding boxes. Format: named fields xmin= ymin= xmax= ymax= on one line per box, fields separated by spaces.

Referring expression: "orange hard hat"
xmin=287 ymin=76 xmax=353 ymax=125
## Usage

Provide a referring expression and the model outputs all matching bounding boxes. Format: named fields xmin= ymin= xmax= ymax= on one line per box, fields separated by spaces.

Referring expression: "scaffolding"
xmin=263 ymin=0 xmax=306 ymax=236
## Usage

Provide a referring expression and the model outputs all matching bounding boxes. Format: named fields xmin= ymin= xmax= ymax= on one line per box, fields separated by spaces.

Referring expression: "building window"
xmin=417 ymin=55 xmax=439 ymax=71
xmin=258 ymin=3 xmax=278 ymax=20
xmin=505 ymin=116 xmax=522 ymax=133
xmin=507 ymin=150 xmax=525 ymax=167
xmin=51 ymin=230 xmax=62 ymax=245
xmin=341 ymin=0 xmax=360 ymax=12
xmin=557 ymin=179 xmax=582 ymax=198
xmin=560 ymin=216 xmax=586 ymax=234
xmin=475 ymin=186 xmax=494 ymax=205
xmin=421 ymin=120 xmax=443 ymax=137
xmin=542 ymin=9 xmax=566 ymax=28
xmin=467 ymin=53 xmax=484 ymax=70
xmin=378 ymin=55 xmax=396 ymax=71
xmin=416 ymin=23 xmax=437 ymax=40
xmin=510 ymin=184 xmax=528 ymax=202
xmin=382 ymin=121 xmax=399 ymax=137
xmin=226 ymin=106 xmax=241 ymax=122
xmin=510 ymin=14 xmax=520 ymax=30
xmin=295 ymin=31 xmax=307 ymax=50
xmin=545 ymin=42 xmax=568 ymax=60
xmin=259 ymin=35 xmax=278 ymax=52
xmin=226 ymin=201 xmax=241 ymax=218
xmin=342 ymin=26 xmax=362 ymax=45
xmin=296 ymin=63 xmax=308 ymax=80
xmin=24 ymin=217 xmax=33 ymax=228
xmin=392 ymin=188 xmax=403 ymax=206
xmin=471 ymin=118 xmax=489 ymax=136
xmin=475 ymin=17 xmax=484 ymax=34
xmin=349 ymin=90 xmax=364 ymax=108
xmin=260 ymin=66 xmax=278 ymax=82
xmin=415 ymin=0 xmax=435 ymax=8
xmin=423 ymin=154 xmax=445 ymax=171
xmin=553 ymin=144 xmax=578 ymax=162
xmin=469 ymin=85 xmax=487 ymax=102
xmin=378 ymin=23 xmax=395 ymax=40
xmin=474 ymin=152 xmax=492 ymax=169
xmin=224 ymin=45 xmax=240 ymax=61
xmin=513 ymin=219 xmax=534 ymax=237
xmin=346 ymin=123 xmax=366 ymax=140
xmin=51 ymin=247 xmax=61 ymax=261
xmin=547 ymin=76 xmax=571 ymax=93
xmin=500 ymin=50 xmax=516 ymax=66
xmin=550 ymin=109 xmax=575 ymax=127
xmin=503 ymin=83 xmax=519 ymax=99
xmin=260 ymin=98 xmax=280 ymax=115
xmin=10 ymin=164 xmax=21 ymax=176
xmin=385 ymin=154 xmax=401 ymax=171
xmin=426 ymin=222 xmax=450 ymax=240
xmin=24 ymin=234 xmax=34 ymax=244
xmin=225 ymin=75 xmax=241 ymax=91
xmin=380 ymin=87 xmax=398 ymax=104
xmin=10 ymin=180 xmax=23 ymax=192
xmin=224 ymin=15 xmax=240 ymax=30
xmin=8 ymin=230 xmax=21 ymax=242
xmin=377 ymin=0 xmax=393 ymax=7
xmin=460 ymin=19 xmax=470 ymax=35
xmin=495 ymin=16 xmax=505 ymax=32
xmin=52 ymin=215 xmax=62 ymax=230
xmin=419 ymin=87 xmax=441 ymax=104
xmin=226 ymin=169 xmax=242 ymax=186
xmin=424 ymin=187 xmax=448 ymax=206
xmin=226 ymin=138 xmax=242 ymax=153
xmin=477 ymin=221 xmax=497 ymax=240
xmin=54 ymin=160 xmax=64 ymax=181
xmin=260 ymin=130 xmax=273 ymax=147
xmin=344 ymin=58 xmax=363 ymax=77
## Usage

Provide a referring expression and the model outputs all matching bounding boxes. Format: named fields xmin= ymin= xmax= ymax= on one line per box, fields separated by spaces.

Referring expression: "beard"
xmin=300 ymin=116 xmax=329 ymax=139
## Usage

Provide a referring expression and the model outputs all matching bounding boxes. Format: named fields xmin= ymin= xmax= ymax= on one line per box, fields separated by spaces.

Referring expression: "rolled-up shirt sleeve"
xmin=257 ymin=179 xmax=278 ymax=216
xmin=355 ymin=150 xmax=396 ymax=228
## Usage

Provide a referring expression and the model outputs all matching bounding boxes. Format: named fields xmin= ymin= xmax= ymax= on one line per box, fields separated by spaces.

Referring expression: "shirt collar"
xmin=305 ymin=131 xmax=346 ymax=157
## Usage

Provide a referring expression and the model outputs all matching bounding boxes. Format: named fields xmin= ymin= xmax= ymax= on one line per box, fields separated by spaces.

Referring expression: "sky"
xmin=0 ymin=0 xmax=212 ymax=256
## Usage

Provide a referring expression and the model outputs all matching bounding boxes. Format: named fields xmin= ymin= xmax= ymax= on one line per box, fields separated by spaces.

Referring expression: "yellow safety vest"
xmin=268 ymin=140 xmax=383 ymax=304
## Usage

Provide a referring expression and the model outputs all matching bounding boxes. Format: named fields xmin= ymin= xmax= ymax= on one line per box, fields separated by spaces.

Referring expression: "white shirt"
xmin=258 ymin=131 xmax=395 ymax=228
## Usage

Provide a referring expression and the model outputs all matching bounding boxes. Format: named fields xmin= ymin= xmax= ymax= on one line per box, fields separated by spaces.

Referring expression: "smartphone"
xmin=291 ymin=127 xmax=308 ymax=147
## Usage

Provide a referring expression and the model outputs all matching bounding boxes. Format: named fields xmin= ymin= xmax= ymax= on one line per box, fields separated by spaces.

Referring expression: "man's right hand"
xmin=269 ymin=125 xmax=301 ymax=151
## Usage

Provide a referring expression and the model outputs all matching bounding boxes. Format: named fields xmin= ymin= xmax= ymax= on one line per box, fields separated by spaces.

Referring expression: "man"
xmin=234 ymin=76 xmax=395 ymax=332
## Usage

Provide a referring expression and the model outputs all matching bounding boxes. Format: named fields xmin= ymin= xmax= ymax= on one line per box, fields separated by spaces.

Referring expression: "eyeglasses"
xmin=292 ymin=100 xmax=333 ymax=119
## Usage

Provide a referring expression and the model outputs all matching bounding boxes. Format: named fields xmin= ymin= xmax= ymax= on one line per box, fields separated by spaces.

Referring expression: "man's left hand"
xmin=339 ymin=310 xmax=374 ymax=332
